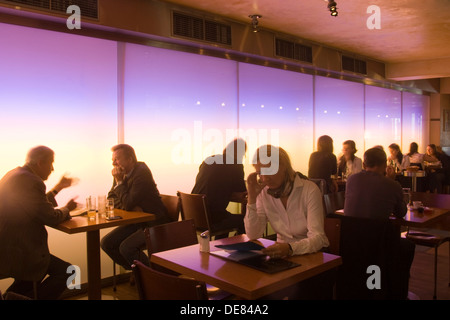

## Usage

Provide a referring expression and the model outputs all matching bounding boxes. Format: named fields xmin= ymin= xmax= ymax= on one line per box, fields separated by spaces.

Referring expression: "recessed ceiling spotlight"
xmin=249 ymin=14 xmax=262 ymax=32
xmin=327 ymin=0 xmax=338 ymax=17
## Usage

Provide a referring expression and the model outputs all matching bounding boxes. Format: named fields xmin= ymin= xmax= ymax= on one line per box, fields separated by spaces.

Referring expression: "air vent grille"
xmin=342 ymin=55 xmax=367 ymax=75
xmin=275 ymin=38 xmax=313 ymax=63
xmin=173 ymin=11 xmax=231 ymax=46
xmin=3 ymin=0 xmax=98 ymax=19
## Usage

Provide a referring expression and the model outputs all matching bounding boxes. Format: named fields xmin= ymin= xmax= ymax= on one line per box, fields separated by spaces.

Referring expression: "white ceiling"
xmin=162 ymin=0 xmax=450 ymax=80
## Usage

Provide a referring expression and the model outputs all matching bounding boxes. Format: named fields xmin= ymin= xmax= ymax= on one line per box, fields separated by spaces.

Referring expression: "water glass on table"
xmin=86 ymin=196 xmax=97 ymax=220
xmin=106 ymin=198 xmax=114 ymax=218
xmin=98 ymin=195 xmax=106 ymax=218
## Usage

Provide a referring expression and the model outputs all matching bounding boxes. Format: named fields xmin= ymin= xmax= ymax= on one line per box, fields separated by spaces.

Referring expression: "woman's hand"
xmin=262 ymin=243 xmax=292 ymax=258
xmin=247 ymin=172 xmax=266 ymax=204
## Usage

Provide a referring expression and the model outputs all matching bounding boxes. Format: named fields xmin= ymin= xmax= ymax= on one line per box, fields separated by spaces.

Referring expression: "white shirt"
xmin=345 ymin=156 xmax=363 ymax=177
xmin=245 ymin=175 xmax=329 ymax=255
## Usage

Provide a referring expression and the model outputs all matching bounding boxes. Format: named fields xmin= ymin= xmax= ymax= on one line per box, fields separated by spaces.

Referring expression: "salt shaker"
xmin=199 ymin=230 xmax=210 ymax=253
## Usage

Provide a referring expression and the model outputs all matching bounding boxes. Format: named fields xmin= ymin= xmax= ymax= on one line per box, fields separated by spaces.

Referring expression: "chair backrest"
xmin=323 ymin=217 xmax=341 ymax=255
xmin=144 ymin=219 xmax=198 ymax=275
xmin=323 ymin=191 xmax=345 ymax=216
xmin=160 ymin=194 xmax=180 ymax=222
xmin=177 ymin=191 xmax=210 ymax=232
xmin=144 ymin=219 xmax=198 ymax=255
xmin=132 ymin=260 xmax=208 ymax=300
xmin=310 ymin=178 xmax=327 ymax=195
xmin=334 ymin=215 xmax=401 ymax=300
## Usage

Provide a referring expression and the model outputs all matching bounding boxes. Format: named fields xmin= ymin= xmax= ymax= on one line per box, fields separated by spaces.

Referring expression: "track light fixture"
xmin=327 ymin=0 xmax=338 ymax=17
xmin=249 ymin=14 xmax=262 ymax=32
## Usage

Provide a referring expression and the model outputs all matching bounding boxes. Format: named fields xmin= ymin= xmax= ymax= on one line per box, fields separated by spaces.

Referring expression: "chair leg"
xmin=113 ymin=262 xmax=117 ymax=292
xmin=433 ymin=246 xmax=438 ymax=300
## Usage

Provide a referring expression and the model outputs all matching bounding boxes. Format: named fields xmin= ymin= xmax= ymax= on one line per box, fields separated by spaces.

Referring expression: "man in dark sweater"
xmin=344 ymin=147 xmax=415 ymax=299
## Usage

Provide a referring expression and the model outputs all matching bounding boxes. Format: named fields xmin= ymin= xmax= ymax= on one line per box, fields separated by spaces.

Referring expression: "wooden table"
xmin=53 ymin=209 xmax=155 ymax=300
xmin=335 ymin=192 xmax=450 ymax=229
xmin=150 ymin=234 xmax=342 ymax=299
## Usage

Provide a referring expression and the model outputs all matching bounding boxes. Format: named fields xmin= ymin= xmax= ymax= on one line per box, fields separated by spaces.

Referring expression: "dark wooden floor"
xmin=68 ymin=241 xmax=449 ymax=300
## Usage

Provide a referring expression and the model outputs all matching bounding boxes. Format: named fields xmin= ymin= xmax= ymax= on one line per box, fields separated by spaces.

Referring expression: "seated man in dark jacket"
xmin=101 ymin=144 xmax=168 ymax=270
xmin=344 ymin=147 xmax=415 ymax=299
xmin=192 ymin=138 xmax=247 ymax=237
xmin=0 ymin=146 xmax=78 ymax=299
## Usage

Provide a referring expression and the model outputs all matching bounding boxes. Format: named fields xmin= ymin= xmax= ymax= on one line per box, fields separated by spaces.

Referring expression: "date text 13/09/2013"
xmin=180 ymin=304 xmax=269 ymax=317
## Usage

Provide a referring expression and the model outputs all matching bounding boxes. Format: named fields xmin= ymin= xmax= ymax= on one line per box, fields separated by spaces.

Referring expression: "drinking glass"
xmin=86 ymin=196 xmax=97 ymax=220
xmin=106 ymin=198 xmax=114 ymax=218
xmin=98 ymin=195 xmax=106 ymax=218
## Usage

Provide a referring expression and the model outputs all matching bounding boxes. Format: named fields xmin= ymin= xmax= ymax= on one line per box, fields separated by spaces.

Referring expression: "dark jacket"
xmin=107 ymin=162 xmax=167 ymax=222
xmin=0 ymin=165 xmax=70 ymax=281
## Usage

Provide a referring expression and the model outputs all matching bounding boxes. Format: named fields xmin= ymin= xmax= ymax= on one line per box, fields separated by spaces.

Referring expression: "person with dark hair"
xmin=101 ymin=144 xmax=169 ymax=270
xmin=424 ymin=144 xmax=446 ymax=193
xmin=308 ymin=135 xmax=337 ymax=193
xmin=192 ymin=138 xmax=248 ymax=237
xmin=388 ymin=143 xmax=410 ymax=172
xmin=344 ymin=147 xmax=415 ymax=299
xmin=407 ymin=142 xmax=424 ymax=169
xmin=337 ymin=140 xmax=362 ymax=178
xmin=0 ymin=146 xmax=78 ymax=299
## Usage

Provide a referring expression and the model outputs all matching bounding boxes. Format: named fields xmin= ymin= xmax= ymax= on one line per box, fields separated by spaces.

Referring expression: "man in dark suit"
xmin=0 ymin=146 xmax=78 ymax=299
xmin=100 ymin=144 xmax=168 ymax=270
xmin=192 ymin=138 xmax=248 ymax=237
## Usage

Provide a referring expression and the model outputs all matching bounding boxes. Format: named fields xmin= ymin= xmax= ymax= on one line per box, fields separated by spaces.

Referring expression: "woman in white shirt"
xmin=388 ymin=143 xmax=410 ymax=171
xmin=337 ymin=140 xmax=362 ymax=178
xmin=245 ymin=145 xmax=329 ymax=258
xmin=407 ymin=142 xmax=424 ymax=169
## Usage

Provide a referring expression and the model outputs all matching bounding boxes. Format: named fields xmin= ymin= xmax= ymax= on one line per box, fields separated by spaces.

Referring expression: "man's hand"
xmin=65 ymin=198 xmax=78 ymax=211
xmin=112 ymin=166 xmax=125 ymax=184
xmin=54 ymin=174 xmax=79 ymax=193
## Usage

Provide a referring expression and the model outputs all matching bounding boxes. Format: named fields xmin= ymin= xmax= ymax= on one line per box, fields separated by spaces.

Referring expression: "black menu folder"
xmin=211 ymin=241 xmax=300 ymax=274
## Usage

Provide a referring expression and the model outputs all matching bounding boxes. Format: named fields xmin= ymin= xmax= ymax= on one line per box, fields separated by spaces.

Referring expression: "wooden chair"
xmin=112 ymin=195 xmax=179 ymax=291
xmin=144 ymin=219 xmax=231 ymax=299
xmin=177 ymin=191 xmax=239 ymax=239
xmin=160 ymin=194 xmax=181 ymax=222
xmin=334 ymin=215 xmax=404 ymax=300
xmin=324 ymin=217 xmax=341 ymax=255
xmin=132 ymin=260 xmax=208 ymax=300
xmin=403 ymin=229 xmax=450 ymax=299
xmin=323 ymin=191 xmax=345 ymax=216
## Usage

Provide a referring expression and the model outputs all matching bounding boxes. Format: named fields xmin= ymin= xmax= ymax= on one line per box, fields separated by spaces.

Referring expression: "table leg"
xmin=86 ymin=230 xmax=102 ymax=300
xmin=412 ymin=176 xmax=417 ymax=192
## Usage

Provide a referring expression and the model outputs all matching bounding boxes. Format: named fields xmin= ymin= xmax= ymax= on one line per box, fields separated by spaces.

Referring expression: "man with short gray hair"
xmin=0 ymin=146 xmax=78 ymax=299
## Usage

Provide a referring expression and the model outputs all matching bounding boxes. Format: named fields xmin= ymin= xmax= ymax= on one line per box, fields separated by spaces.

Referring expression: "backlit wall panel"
xmin=238 ymin=63 xmax=314 ymax=175
xmin=123 ymin=44 xmax=239 ymax=195
xmin=314 ymin=76 xmax=365 ymax=159
xmin=402 ymin=92 xmax=430 ymax=153
xmin=365 ymin=85 xmax=402 ymax=151
xmin=0 ymin=22 xmax=431 ymax=291
xmin=0 ymin=23 xmax=118 ymax=286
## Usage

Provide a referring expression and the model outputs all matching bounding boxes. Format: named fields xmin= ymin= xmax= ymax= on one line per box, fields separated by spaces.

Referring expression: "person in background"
xmin=0 ymin=146 xmax=78 ymax=299
xmin=407 ymin=142 xmax=424 ymax=169
xmin=344 ymin=147 xmax=415 ymax=299
xmin=308 ymin=135 xmax=337 ymax=193
xmin=101 ymin=144 xmax=169 ymax=270
xmin=423 ymin=144 xmax=446 ymax=193
xmin=337 ymin=140 xmax=362 ymax=178
xmin=245 ymin=145 xmax=330 ymax=299
xmin=388 ymin=143 xmax=410 ymax=172
xmin=192 ymin=138 xmax=248 ymax=237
